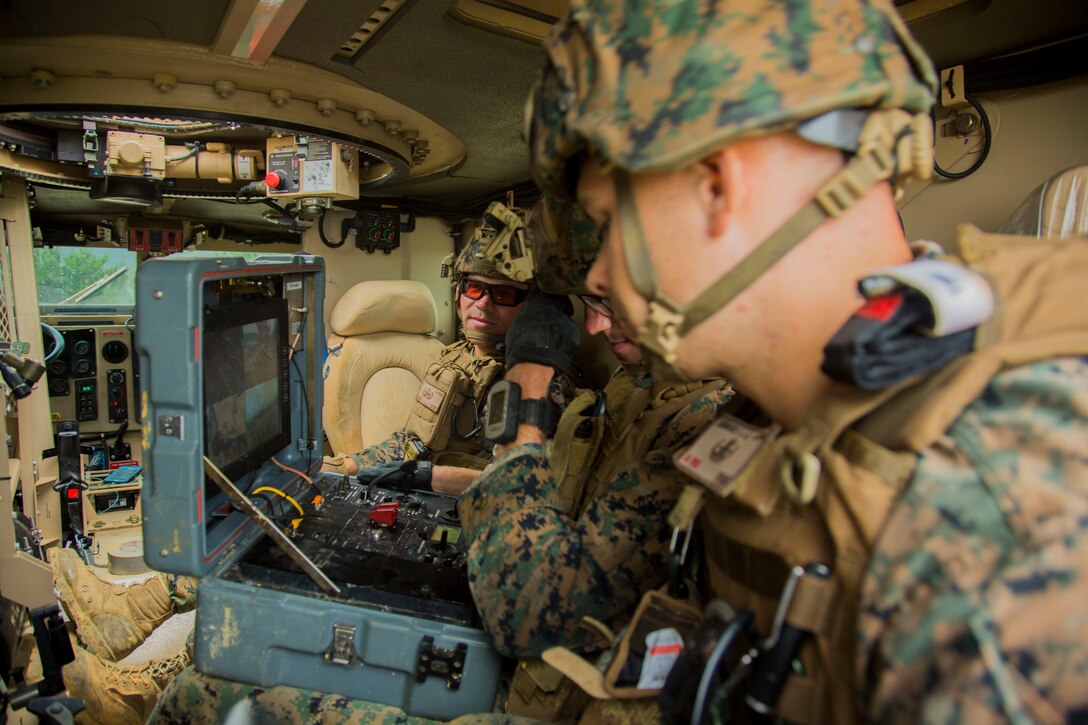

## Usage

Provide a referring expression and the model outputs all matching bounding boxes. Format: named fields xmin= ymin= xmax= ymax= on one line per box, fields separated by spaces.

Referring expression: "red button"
xmin=66 ymin=487 xmax=80 ymax=500
xmin=264 ymin=171 xmax=283 ymax=189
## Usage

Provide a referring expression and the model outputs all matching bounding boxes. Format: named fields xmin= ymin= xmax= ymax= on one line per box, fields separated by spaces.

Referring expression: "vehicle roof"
xmin=1 ymin=0 xmax=1085 ymax=236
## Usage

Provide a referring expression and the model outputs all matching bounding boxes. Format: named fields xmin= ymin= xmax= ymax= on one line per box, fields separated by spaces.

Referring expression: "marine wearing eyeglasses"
xmin=321 ymin=202 xmax=537 ymax=494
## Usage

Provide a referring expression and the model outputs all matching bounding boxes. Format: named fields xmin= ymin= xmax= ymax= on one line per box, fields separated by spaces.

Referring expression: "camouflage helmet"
xmin=524 ymin=0 xmax=938 ymax=378
xmin=458 ymin=194 xmax=598 ymax=294
xmin=442 ymin=200 xmax=530 ymax=283
xmin=528 ymin=194 xmax=600 ymax=296
xmin=526 ymin=0 xmax=938 ymax=200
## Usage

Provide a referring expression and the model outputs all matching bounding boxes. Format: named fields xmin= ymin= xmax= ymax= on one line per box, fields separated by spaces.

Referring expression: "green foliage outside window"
xmin=33 ymin=247 xmax=137 ymax=306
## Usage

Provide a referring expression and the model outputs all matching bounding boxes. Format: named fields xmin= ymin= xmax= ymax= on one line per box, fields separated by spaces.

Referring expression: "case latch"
xmin=323 ymin=623 xmax=358 ymax=667
xmin=415 ymin=636 xmax=467 ymax=690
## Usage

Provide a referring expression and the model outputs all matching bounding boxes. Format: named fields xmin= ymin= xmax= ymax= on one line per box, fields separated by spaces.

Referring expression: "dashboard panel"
xmin=42 ymin=314 xmax=138 ymax=437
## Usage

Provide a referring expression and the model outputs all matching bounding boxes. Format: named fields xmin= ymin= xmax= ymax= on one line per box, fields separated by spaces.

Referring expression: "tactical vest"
xmin=403 ymin=339 xmax=505 ymax=470
xmin=550 ymin=368 xmax=728 ymax=519
xmin=505 ymin=370 xmax=728 ymax=722
xmin=683 ymin=227 xmax=1088 ymax=723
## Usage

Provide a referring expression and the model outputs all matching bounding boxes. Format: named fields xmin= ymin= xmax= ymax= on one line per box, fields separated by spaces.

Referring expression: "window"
xmin=33 ymin=247 xmax=137 ymax=307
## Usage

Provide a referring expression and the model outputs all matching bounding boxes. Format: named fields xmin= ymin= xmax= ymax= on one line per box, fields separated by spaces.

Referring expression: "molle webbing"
xmin=700 ymin=384 xmax=916 ymax=724
xmin=556 ymin=372 xmax=723 ymax=519
xmin=403 ymin=341 xmax=504 ymax=461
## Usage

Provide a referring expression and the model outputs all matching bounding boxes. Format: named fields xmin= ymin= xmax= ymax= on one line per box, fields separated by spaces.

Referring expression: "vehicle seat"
xmin=999 ymin=164 xmax=1088 ymax=238
xmin=323 ymin=280 xmax=443 ymax=456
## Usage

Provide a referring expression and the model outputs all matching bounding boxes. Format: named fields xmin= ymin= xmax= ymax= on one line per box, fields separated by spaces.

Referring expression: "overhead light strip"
xmin=213 ymin=0 xmax=310 ymax=64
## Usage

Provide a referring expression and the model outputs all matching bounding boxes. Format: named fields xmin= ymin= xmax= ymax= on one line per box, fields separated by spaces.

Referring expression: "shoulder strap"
xmin=876 ymin=228 xmax=1088 ymax=452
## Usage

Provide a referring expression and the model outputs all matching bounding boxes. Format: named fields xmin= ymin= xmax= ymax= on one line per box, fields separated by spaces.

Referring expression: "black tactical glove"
xmin=503 ymin=288 xmax=580 ymax=372
xmin=356 ymin=460 xmax=433 ymax=492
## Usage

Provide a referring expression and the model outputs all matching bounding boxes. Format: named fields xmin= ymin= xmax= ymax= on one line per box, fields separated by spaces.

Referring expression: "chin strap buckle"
xmin=815 ymin=141 xmax=896 ymax=219
xmin=637 ymin=299 xmax=684 ymax=366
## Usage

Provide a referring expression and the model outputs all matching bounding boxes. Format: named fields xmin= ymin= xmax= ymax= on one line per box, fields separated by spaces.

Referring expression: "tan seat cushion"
xmin=323 ymin=280 xmax=443 ymax=454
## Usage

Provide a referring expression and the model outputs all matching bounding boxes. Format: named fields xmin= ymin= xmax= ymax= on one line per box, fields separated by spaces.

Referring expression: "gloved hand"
xmin=356 ymin=460 xmax=433 ymax=492
xmin=322 ymin=455 xmax=356 ymax=475
xmin=504 ymin=288 xmax=580 ymax=372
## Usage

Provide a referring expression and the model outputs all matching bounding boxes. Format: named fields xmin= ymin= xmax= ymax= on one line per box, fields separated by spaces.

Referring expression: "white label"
xmin=868 ymin=259 xmax=993 ymax=336
xmin=302 ymin=159 xmax=333 ymax=193
xmin=637 ymin=628 xmax=684 ymax=690
xmin=285 ymin=280 xmax=303 ymax=291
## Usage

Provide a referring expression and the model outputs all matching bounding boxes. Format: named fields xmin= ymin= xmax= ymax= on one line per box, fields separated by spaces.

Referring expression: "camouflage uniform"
xmin=459 ymin=368 xmax=730 ymax=658
xmin=337 ymin=341 xmax=574 ymax=474
xmin=156 ymin=572 xmax=196 ymax=611
xmin=525 ymin=0 xmax=1088 ymax=721
xmin=342 ymin=428 xmax=426 ymax=471
xmin=151 ymin=666 xmax=441 ymax=724
xmin=857 ymin=355 xmax=1088 ymax=722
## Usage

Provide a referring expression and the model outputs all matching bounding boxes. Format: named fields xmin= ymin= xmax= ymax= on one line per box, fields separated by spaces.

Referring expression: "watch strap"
xmin=518 ymin=397 xmax=560 ymax=437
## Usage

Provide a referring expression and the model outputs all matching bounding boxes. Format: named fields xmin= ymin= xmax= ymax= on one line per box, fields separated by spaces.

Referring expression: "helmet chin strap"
xmin=612 ymin=124 xmax=903 ymax=382
xmin=462 ymin=327 xmax=505 ymax=347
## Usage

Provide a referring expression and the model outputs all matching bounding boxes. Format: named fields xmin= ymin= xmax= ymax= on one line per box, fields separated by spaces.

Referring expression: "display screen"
xmin=487 ymin=389 xmax=506 ymax=427
xmin=202 ymin=298 xmax=291 ymax=483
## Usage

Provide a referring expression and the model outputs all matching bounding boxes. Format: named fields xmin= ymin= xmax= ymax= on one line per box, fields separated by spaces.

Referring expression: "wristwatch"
xmin=484 ymin=379 xmax=560 ymax=444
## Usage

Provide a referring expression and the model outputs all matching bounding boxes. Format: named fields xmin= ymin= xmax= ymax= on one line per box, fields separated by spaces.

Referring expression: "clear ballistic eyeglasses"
xmin=459 ymin=277 xmax=530 ymax=307
xmin=578 ymin=294 xmax=613 ymax=318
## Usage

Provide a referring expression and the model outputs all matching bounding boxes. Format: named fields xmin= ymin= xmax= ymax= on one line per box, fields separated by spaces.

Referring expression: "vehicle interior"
xmin=0 ymin=0 xmax=1086 ymax=719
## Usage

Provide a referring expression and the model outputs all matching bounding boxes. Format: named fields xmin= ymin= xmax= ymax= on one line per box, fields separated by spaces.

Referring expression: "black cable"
xmin=933 ymin=95 xmax=992 ymax=180
xmin=317 ymin=209 xmax=347 ymax=248
xmin=165 ymin=144 xmax=200 ymax=164
xmin=259 ymin=198 xmax=289 ymax=217
xmin=290 ymin=309 xmax=316 ymax=482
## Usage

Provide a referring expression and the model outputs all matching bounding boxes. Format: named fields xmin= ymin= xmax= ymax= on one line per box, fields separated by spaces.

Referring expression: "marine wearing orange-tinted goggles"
xmin=458 ymin=277 xmax=530 ymax=307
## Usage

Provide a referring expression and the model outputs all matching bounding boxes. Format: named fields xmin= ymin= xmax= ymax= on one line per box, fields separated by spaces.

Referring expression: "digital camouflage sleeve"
xmin=345 ymin=429 xmax=421 ymax=472
xmin=152 ymin=666 xmax=440 ymax=724
xmin=857 ymin=356 xmax=1088 ymax=723
xmin=459 ymin=388 xmax=727 ymax=659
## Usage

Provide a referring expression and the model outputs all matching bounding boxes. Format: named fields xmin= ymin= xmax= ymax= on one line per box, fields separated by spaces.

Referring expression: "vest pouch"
xmin=659 ymin=600 xmax=755 ymax=725
xmin=601 ymin=589 xmax=703 ymax=700
xmin=551 ymin=390 xmax=607 ymax=516
xmin=405 ymin=363 xmax=473 ymax=452
xmin=505 ymin=658 xmax=590 ymax=721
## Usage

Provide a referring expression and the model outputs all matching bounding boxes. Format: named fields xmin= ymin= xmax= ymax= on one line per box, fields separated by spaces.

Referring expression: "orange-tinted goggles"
xmin=459 ymin=277 xmax=529 ymax=307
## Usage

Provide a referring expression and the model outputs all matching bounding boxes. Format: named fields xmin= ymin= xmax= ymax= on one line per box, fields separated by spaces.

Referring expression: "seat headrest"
xmin=330 ymin=280 xmax=437 ymax=336
xmin=999 ymin=164 xmax=1088 ymax=238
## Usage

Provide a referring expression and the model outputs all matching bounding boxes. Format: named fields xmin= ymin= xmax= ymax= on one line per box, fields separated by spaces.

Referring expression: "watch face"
xmin=484 ymin=379 xmax=520 ymax=444
xmin=487 ymin=388 xmax=506 ymax=427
